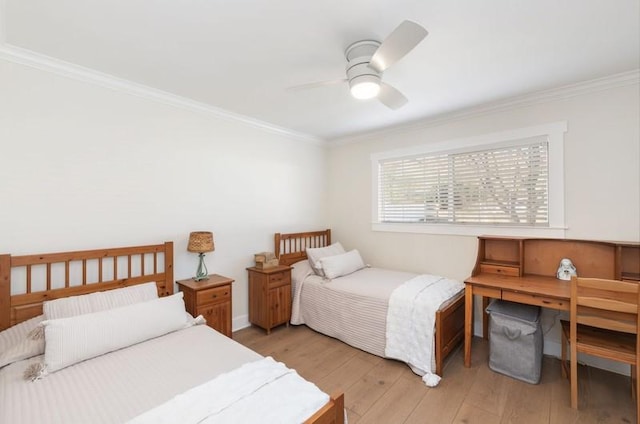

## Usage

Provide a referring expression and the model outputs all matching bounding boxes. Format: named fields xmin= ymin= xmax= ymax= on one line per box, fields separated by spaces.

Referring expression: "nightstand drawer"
xmin=268 ymin=271 xmax=291 ymax=288
xmin=197 ymin=285 xmax=231 ymax=307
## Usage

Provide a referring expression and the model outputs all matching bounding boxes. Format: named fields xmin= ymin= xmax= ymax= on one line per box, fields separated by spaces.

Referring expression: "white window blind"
xmin=377 ymin=138 xmax=549 ymax=226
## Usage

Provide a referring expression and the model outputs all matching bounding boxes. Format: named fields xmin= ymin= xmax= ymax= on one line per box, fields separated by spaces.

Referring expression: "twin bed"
xmin=275 ymin=229 xmax=465 ymax=378
xmin=0 ymin=242 xmax=343 ymax=424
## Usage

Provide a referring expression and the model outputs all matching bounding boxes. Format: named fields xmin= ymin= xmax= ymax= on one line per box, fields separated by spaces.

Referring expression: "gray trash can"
xmin=485 ymin=300 xmax=543 ymax=384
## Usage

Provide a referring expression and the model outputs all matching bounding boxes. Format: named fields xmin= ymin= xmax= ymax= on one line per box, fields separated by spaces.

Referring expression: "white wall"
xmin=327 ymin=80 xmax=640 ymax=372
xmin=0 ymin=59 xmax=328 ymax=328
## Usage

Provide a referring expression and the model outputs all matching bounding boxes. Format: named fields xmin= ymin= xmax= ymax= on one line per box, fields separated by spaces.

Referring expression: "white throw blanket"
xmin=127 ymin=357 xmax=329 ymax=424
xmin=385 ymin=274 xmax=464 ymax=387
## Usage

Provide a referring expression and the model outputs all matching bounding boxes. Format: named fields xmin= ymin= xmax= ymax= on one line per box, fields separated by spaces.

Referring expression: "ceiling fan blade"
xmin=369 ymin=20 xmax=428 ymax=73
xmin=378 ymin=83 xmax=408 ymax=110
xmin=286 ymin=78 xmax=347 ymax=91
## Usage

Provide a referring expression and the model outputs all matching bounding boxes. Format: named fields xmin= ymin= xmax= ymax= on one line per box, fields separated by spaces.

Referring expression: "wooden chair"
xmin=560 ymin=276 xmax=639 ymax=411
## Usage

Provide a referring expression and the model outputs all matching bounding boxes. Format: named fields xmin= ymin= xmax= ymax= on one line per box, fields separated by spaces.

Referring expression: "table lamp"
xmin=187 ymin=231 xmax=214 ymax=281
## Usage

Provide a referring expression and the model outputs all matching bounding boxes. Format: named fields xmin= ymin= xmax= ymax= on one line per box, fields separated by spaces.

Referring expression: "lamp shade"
xmin=187 ymin=231 xmax=215 ymax=253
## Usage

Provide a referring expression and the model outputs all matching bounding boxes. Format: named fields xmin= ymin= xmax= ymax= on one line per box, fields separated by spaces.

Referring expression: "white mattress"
xmin=294 ymin=267 xmax=418 ymax=357
xmin=0 ymin=325 xmax=262 ymax=424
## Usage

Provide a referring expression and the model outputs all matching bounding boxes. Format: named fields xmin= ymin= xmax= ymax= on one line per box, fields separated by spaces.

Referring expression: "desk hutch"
xmin=464 ymin=236 xmax=640 ymax=367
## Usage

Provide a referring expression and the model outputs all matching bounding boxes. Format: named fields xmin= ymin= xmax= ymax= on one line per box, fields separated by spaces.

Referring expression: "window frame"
xmin=370 ymin=122 xmax=567 ymax=237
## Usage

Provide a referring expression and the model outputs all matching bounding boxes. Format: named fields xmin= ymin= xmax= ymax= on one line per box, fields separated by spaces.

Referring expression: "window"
xmin=371 ymin=122 xmax=567 ymax=237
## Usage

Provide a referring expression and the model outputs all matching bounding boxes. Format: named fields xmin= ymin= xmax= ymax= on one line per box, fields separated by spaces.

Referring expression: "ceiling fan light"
xmin=350 ymin=76 xmax=381 ymax=99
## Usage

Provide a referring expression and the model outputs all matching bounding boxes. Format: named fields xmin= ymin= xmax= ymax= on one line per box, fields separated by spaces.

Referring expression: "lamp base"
xmin=194 ymin=253 xmax=209 ymax=281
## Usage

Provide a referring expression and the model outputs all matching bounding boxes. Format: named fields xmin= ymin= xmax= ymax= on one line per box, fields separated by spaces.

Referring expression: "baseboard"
xmin=232 ymin=314 xmax=251 ymax=332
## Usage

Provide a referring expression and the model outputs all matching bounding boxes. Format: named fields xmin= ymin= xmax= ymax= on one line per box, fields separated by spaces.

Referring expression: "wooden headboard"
xmin=275 ymin=229 xmax=331 ymax=266
xmin=0 ymin=242 xmax=174 ymax=331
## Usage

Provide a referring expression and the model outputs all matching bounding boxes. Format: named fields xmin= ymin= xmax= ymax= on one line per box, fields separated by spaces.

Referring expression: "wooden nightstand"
xmin=247 ymin=265 xmax=292 ymax=334
xmin=176 ymin=274 xmax=233 ymax=338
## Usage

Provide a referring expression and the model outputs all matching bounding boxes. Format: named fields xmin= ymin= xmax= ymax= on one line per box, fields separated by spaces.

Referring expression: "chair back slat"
xmin=578 ymin=277 xmax=638 ymax=293
xmin=578 ymin=296 xmax=638 ymax=315
xmin=578 ymin=313 xmax=636 ymax=334
xmin=572 ymin=277 xmax=639 ymax=335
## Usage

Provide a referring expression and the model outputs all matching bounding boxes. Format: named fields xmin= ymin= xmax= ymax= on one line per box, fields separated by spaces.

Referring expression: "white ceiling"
xmin=2 ymin=0 xmax=639 ymax=141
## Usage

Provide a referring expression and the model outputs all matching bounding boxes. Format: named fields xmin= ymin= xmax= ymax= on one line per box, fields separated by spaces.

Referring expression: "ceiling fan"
xmin=291 ymin=20 xmax=428 ymax=110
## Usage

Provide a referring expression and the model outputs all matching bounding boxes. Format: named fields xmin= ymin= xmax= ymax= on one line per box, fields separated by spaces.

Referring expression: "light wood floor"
xmin=234 ymin=324 xmax=636 ymax=424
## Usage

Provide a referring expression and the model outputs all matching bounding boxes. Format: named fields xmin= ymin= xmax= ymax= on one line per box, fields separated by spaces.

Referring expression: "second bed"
xmin=275 ymin=229 xmax=465 ymax=378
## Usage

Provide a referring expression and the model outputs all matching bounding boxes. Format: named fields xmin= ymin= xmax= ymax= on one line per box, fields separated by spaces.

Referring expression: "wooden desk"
xmin=463 ymin=236 xmax=640 ymax=368
xmin=464 ymin=273 xmax=570 ymax=367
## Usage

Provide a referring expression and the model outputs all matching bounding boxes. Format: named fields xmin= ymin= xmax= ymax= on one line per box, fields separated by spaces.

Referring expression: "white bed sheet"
xmin=0 ymin=325 xmax=261 ymax=424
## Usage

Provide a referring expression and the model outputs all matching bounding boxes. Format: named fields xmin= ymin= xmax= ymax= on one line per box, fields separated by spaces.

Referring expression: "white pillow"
xmin=0 ymin=315 xmax=44 ymax=369
xmin=44 ymin=282 xmax=159 ymax=320
xmin=306 ymin=242 xmax=345 ymax=276
xmin=39 ymin=292 xmax=188 ymax=377
xmin=318 ymin=249 xmax=366 ymax=279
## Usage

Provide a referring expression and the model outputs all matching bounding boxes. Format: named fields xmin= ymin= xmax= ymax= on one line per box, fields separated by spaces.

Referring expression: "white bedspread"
xmin=128 ymin=357 xmax=329 ymax=424
xmin=385 ymin=274 xmax=465 ymax=387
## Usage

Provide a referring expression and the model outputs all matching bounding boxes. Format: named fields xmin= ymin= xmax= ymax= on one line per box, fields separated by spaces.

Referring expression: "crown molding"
xmin=1 ymin=10 xmax=636 ymax=149
xmin=0 ymin=42 xmax=326 ymax=145
xmin=330 ymin=69 xmax=640 ymax=146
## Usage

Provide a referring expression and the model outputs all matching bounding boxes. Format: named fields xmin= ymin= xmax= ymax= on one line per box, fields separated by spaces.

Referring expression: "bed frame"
xmin=305 ymin=391 xmax=345 ymax=424
xmin=0 ymin=241 xmax=344 ymax=424
xmin=275 ymin=229 xmax=465 ymax=376
xmin=0 ymin=242 xmax=175 ymax=331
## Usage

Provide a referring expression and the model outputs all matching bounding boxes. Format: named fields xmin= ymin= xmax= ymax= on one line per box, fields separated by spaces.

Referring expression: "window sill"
xmin=371 ymin=222 xmax=567 ymax=238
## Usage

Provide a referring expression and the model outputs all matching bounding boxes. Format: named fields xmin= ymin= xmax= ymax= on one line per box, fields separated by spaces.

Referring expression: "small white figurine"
xmin=556 ymin=258 xmax=578 ymax=281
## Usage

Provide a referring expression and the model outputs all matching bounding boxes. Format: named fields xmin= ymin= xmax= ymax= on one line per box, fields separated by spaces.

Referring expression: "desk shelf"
xmin=474 ymin=237 xmax=524 ymax=277
xmin=473 ymin=236 xmax=639 ymax=281
xmin=619 ymin=245 xmax=640 ymax=281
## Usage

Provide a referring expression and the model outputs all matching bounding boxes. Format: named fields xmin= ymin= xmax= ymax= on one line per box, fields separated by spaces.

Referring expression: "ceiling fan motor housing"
xmin=345 ymin=40 xmax=382 ymax=94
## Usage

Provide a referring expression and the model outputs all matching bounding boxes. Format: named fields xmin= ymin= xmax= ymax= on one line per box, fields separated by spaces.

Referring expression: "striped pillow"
xmin=37 ymin=292 xmax=188 ymax=377
xmin=306 ymin=242 xmax=345 ymax=276
xmin=43 ymin=282 xmax=159 ymax=320
xmin=0 ymin=315 xmax=45 ymax=368
xmin=319 ymin=249 xmax=366 ymax=279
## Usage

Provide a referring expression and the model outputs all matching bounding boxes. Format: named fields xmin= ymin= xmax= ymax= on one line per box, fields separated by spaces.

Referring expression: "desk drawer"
xmin=479 ymin=264 xmax=520 ymax=277
xmin=502 ymin=291 xmax=568 ymax=310
xmin=474 ymin=286 xmax=502 ymax=298
xmin=197 ymin=285 xmax=231 ymax=307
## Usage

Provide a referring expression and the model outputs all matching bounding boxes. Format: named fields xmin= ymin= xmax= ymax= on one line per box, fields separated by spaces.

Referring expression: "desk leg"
xmin=482 ymin=296 xmax=490 ymax=340
xmin=464 ymin=285 xmax=473 ymax=368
